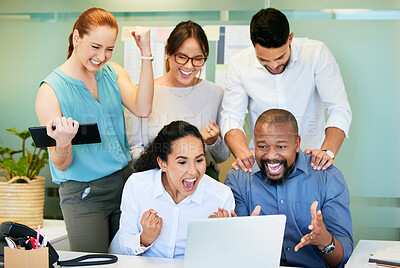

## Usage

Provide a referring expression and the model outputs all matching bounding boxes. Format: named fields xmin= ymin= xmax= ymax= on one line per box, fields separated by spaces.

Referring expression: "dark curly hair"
xmin=134 ymin=121 xmax=205 ymax=172
xmin=250 ymin=8 xmax=290 ymax=48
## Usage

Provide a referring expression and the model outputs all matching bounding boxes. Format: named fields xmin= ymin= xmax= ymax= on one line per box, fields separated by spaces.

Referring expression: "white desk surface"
xmin=41 ymin=219 xmax=68 ymax=244
xmin=56 ymin=251 xmax=291 ymax=268
xmin=57 ymin=251 xmax=185 ymax=268
xmin=345 ymin=240 xmax=400 ymax=268
xmin=54 ymin=239 xmax=400 ymax=268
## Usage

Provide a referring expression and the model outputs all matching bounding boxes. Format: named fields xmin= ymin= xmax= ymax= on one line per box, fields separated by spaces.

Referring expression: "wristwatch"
xmin=322 ymin=149 xmax=335 ymax=159
xmin=321 ymin=235 xmax=335 ymax=255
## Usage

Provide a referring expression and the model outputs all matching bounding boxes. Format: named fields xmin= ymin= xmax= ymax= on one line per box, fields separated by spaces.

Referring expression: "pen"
xmin=36 ymin=225 xmax=40 ymax=249
xmin=30 ymin=237 xmax=36 ymax=249
xmin=41 ymin=235 xmax=48 ymax=248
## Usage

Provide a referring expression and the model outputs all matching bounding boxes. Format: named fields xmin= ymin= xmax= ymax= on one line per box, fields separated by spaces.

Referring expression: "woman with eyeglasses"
xmin=125 ymin=21 xmax=230 ymax=180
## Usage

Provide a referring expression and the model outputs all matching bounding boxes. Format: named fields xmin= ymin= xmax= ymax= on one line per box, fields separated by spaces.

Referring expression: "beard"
xmin=259 ymin=158 xmax=295 ymax=186
xmin=264 ymin=57 xmax=290 ymax=75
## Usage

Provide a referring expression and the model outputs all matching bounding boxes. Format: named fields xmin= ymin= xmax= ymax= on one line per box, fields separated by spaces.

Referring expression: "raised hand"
xmin=131 ymin=27 xmax=151 ymax=56
xmin=140 ymin=209 xmax=163 ymax=247
xmin=201 ymin=120 xmax=220 ymax=146
xmin=294 ymin=201 xmax=332 ymax=252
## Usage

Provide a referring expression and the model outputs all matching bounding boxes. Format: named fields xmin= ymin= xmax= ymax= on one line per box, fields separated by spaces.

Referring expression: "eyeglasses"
xmin=174 ymin=54 xmax=207 ymax=67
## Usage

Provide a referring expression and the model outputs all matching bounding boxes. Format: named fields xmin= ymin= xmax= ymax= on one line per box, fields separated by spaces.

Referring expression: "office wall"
xmin=0 ymin=0 xmax=399 ymax=244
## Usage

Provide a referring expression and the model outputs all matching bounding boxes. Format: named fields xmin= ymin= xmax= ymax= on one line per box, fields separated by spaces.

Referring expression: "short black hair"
xmin=255 ymin=109 xmax=298 ymax=137
xmin=250 ymin=8 xmax=290 ymax=48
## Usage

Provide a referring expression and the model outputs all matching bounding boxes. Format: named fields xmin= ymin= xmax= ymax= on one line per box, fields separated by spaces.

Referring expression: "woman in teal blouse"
xmin=35 ymin=7 xmax=154 ymax=253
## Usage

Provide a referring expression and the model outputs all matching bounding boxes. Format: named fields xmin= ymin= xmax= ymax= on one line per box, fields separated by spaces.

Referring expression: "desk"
xmin=56 ymin=251 xmax=295 ymax=268
xmin=345 ymin=240 xmax=400 ymax=268
xmin=41 ymin=219 xmax=69 ymax=251
xmin=57 ymin=251 xmax=184 ymax=268
xmin=55 ymin=240 xmax=400 ymax=268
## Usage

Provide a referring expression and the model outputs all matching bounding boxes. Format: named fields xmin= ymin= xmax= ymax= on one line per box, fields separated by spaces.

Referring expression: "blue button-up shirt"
xmin=225 ymin=150 xmax=353 ymax=268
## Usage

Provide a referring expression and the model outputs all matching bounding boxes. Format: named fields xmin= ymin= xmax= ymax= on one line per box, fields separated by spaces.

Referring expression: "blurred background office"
xmin=0 ymin=0 xmax=399 ymax=244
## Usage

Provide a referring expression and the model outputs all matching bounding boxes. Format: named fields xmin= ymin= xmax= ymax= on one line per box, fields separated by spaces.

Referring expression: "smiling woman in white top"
xmin=125 ymin=21 xmax=230 ymax=180
xmin=119 ymin=121 xmax=234 ymax=258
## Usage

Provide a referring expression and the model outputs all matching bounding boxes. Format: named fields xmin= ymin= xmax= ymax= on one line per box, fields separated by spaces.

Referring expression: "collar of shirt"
xmin=250 ymin=149 xmax=309 ymax=179
xmin=290 ymin=150 xmax=309 ymax=177
xmin=152 ymin=169 xmax=205 ymax=205
xmin=252 ymin=42 xmax=300 ymax=71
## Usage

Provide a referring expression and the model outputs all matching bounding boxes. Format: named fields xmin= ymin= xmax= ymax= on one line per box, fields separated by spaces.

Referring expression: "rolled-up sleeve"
xmin=220 ymin=58 xmax=249 ymax=140
xmin=314 ymin=43 xmax=352 ymax=137
xmin=322 ymin=170 xmax=354 ymax=267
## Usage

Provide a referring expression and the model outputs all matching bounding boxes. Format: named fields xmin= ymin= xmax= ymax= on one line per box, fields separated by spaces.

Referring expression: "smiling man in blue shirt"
xmin=225 ymin=109 xmax=353 ymax=268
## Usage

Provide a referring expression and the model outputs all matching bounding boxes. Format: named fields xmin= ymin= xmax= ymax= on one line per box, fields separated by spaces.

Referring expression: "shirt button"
xmin=280 ymin=200 xmax=284 ymax=204
xmin=286 ymin=247 xmax=290 ymax=251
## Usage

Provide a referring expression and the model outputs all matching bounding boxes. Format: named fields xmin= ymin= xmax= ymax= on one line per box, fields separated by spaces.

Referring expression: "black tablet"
xmin=29 ymin=122 xmax=101 ymax=148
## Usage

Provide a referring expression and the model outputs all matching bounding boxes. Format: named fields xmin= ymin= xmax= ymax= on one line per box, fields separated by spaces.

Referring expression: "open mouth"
xmin=266 ymin=162 xmax=283 ymax=174
xmin=90 ymin=59 xmax=101 ymax=66
xmin=179 ymin=69 xmax=194 ymax=77
xmin=182 ymin=177 xmax=197 ymax=191
xmin=267 ymin=65 xmax=282 ymax=74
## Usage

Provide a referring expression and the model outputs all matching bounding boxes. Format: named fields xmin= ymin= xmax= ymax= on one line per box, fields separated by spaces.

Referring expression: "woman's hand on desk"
xmin=140 ymin=209 xmax=163 ymax=247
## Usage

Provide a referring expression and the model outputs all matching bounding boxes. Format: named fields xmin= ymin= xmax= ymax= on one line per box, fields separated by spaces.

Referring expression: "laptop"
xmin=184 ymin=214 xmax=286 ymax=268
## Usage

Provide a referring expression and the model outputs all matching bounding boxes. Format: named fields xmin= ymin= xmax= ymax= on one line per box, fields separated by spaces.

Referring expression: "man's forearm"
xmin=322 ymin=237 xmax=344 ymax=268
xmin=321 ymin=127 xmax=346 ymax=156
xmin=224 ymin=129 xmax=251 ymax=159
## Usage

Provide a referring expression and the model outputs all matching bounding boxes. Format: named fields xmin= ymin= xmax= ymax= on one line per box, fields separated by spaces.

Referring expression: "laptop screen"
xmin=184 ymin=214 xmax=286 ymax=268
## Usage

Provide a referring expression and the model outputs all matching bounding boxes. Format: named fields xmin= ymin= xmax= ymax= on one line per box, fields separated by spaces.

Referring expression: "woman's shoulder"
xmin=98 ymin=62 xmax=119 ymax=81
xmin=202 ymin=175 xmax=232 ymax=194
xmin=126 ymin=169 xmax=160 ymax=187
xmin=199 ymin=79 xmax=222 ymax=91
xmin=197 ymin=80 xmax=224 ymax=100
xmin=42 ymin=67 xmax=66 ymax=85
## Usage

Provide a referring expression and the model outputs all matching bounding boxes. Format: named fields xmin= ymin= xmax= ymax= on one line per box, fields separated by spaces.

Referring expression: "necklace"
xmin=168 ymin=85 xmax=195 ymax=98
xmin=167 ymin=77 xmax=198 ymax=98
xmin=68 ymin=66 xmax=97 ymax=94
xmin=88 ymin=76 xmax=97 ymax=93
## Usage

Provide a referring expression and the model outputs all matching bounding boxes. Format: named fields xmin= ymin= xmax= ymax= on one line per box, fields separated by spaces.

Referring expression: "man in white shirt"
xmin=220 ymin=8 xmax=352 ymax=173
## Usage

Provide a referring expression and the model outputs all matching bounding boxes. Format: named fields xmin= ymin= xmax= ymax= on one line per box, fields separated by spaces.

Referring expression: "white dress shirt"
xmin=125 ymin=80 xmax=231 ymax=174
xmin=220 ymin=38 xmax=352 ymax=150
xmin=119 ymin=169 xmax=235 ymax=259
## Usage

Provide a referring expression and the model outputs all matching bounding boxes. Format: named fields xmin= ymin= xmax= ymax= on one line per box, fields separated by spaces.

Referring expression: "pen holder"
xmin=4 ymin=247 xmax=49 ymax=268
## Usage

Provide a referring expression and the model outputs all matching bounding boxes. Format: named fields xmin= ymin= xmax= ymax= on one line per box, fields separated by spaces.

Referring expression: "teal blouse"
xmin=41 ymin=63 xmax=131 ymax=184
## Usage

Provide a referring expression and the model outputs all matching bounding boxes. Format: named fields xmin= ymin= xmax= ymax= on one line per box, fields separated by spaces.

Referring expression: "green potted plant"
xmin=0 ymin=127 xmax=49 ymax=228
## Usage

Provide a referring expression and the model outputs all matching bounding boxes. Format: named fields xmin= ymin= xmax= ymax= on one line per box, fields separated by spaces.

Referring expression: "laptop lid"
xmin=184 ymin=214 xmax=286 ymax=268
